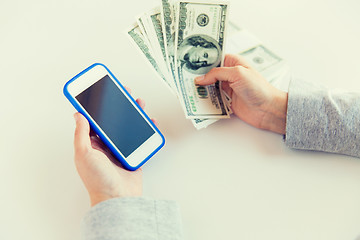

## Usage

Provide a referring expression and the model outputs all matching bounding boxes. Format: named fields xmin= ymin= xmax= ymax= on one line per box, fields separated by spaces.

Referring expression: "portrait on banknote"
xmin=177 ymin=34 xmax=222 ymax=74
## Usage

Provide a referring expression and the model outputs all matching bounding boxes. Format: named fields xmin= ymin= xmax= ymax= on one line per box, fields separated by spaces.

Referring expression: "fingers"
xmin=224 ymin=54 xmax=252 ymax=68
xmin=136 ymin=98 xmax=146 ymax=109
xmin=151 ymin=118 xmax=158 ymax=127
xmin=195 ymin=66 xmax=245 ymax=86
xmin=74 ymin=112 xmax=92 ymax=155
xmin=125 ymin=85 xmax=145 ymax=110
xmin=221 ymin=81 xmax=233 ymax=99
xmin=119 ymin=87 xmax=155 ymax=126
xmin=135 ymin=99 xmax=158 ymax=126
xmin=90 ymin=135 xmax=104 ymax=151
xmin=124 ymin=86 xmax=131 ymax=94
xmin=194 ymin=54 xmax=252 ymax=86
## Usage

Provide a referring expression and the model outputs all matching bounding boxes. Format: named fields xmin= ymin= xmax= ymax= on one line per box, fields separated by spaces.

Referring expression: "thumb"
xmin=74 ymin=112 xmax=92 ymax=155
xmin=194 ymin=66 xmax=244 ymax=86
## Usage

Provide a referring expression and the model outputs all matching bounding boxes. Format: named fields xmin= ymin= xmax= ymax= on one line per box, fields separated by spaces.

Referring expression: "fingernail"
xmin=194 ymin=75 xmax=205 ymax=84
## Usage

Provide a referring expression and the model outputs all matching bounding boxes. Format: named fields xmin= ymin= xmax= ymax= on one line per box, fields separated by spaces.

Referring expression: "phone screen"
xmin=76 ymin=75 xmax=155 ymax=157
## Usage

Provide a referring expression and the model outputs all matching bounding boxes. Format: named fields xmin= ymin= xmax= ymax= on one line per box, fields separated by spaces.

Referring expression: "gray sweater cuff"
xmin=285 ymin=79 xmax=360 ymax=158
xmin=82 ymin=197 xmax=182 ymax=240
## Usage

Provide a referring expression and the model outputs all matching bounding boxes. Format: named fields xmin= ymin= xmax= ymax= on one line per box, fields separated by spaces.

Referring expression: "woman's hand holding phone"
xmin=73 ymin=93 xmax=155 ymax=207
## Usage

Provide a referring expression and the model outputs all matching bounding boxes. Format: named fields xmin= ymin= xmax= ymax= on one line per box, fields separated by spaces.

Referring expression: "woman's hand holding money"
xmin=195 ymin=54 xmax=288 ymax=134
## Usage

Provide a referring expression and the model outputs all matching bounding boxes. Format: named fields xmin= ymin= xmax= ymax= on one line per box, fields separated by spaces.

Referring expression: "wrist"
xmin=90 ymin=193 xmax=119 ymax=207
xmin=89 ymin=190 xmax=142 ymax=207
xmin=260 ymin=89 xmax=288 ymax=134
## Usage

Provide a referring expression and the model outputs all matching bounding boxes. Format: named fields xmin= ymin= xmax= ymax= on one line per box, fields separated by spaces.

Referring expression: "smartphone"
xmin=63 ymin=63 xmax=165 ymax=171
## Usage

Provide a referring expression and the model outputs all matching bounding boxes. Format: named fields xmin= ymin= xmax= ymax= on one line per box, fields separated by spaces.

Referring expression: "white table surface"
xmin=1 ymin=0 xmax=360 ymax=239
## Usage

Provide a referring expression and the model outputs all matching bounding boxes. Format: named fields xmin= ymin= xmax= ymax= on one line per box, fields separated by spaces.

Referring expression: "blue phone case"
xmin=63 ymin=63 xmax=165 ymax=171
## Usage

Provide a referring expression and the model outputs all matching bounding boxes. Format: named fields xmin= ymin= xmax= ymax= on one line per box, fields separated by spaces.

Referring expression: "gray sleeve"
xmin=285 ymin=79 xmax=360 ymax=158
xmin=81 ymin=197 xmax=183 ymax=240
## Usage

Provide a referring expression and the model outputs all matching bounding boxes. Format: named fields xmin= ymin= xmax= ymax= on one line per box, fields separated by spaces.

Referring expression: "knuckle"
xmin=234 ymin=65 xmax=244 ymax=75
xmin=208 ymin=67 xmax=218 ymax=76
xmin=228 ymin=66 xmax=245 ymax=83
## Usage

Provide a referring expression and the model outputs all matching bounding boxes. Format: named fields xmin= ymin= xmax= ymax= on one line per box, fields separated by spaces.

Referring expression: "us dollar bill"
xmin=137 ymin=14 xmax=166 ymax=72
xmin=241 ymin=45 xmax=282 ymax=72
xmin=161 ymin=0 xmax=221 ymax=127
xmin=225 ymin=24 xmax=289 ymax=88
xmin=141 ymin=8 xmax=177 ymax=92
xmin=136 ymin=15 xmax=152 ymax=48
xmin=148 ymin=8 xmax=168 ymax=69
xmin=161 ymin=0 xmax=179 ymax=92
xmin=138 ymin=11 xmax=168 ymax=73
xmin=127 ymin=23 xmax=175 ymax=93
xmin=191 ymin=118 xmax=218 ymax=130
xmin=174 ymin=1 xmax=230 ymax=119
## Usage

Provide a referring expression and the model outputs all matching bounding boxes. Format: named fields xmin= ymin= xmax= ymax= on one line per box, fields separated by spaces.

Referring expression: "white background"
xmin=1 ymin=0 xmax=360 ymax=239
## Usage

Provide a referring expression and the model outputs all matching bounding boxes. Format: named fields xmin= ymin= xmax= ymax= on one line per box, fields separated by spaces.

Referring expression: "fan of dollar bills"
xmin=127 ymin=0 xmax=289 ymax=130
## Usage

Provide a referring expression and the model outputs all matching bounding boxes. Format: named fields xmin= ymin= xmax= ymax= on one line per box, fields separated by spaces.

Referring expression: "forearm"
xmin=284 ymin=79 xmax=360 ymax=158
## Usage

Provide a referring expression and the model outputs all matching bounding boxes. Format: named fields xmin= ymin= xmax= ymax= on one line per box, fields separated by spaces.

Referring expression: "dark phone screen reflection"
xmin=76 ymin=75 xmax=155 ymax=157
